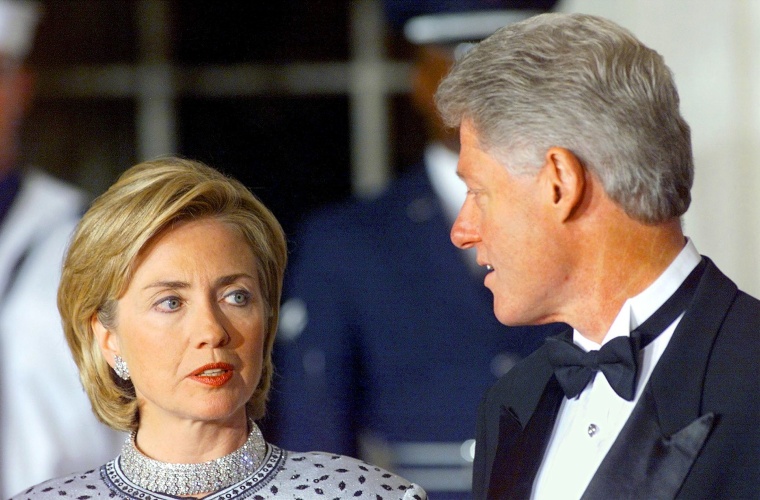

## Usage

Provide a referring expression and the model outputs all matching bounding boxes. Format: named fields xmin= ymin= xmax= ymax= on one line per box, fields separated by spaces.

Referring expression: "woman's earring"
xmin=113 ymin=354 xmax=130 ymax=381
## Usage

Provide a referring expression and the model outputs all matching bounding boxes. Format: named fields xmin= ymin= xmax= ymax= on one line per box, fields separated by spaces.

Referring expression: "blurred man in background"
xmin=0 ymin=1 xmax=122 ymax=496
xmin=272 ymin=2 xmax=560 ymax=497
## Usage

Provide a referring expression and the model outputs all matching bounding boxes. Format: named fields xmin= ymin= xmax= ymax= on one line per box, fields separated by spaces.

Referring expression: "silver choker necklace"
xmin=119 ymin=420 xmax=266 ymax=495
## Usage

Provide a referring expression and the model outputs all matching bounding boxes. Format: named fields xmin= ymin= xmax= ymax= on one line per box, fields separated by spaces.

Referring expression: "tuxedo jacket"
xmin=473 ymin=258 xmax=760 ymax=499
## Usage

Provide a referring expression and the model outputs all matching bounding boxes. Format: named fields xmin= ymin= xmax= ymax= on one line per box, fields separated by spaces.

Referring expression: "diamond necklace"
xmin=119 ymin=419 xmax=266 ymax=496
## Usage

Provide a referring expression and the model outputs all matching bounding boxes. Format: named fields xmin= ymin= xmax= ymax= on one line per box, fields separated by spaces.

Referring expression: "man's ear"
xmin=542 ymin=147 xmax=585 ymax=222
xmin=91 ymin=314 xmax=119 ymax=366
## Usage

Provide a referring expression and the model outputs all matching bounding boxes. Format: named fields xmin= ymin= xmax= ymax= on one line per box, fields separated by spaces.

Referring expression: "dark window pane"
xmin=22 ymin=98 xmax=136 ymax=195
xmin=30 ymin=0 xmax=137 ymax=65
xmin=176 ymin=1 xmax=350 ymax=64
xmin=178 ymin=96 xmax=351 ymax=236
xmin=389 ymin=94 xmax=426 ymax=175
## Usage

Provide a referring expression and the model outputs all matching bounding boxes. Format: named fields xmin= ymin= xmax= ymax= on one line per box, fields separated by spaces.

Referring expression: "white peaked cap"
xmin=404 ymin=9 xmax=540 ymax=45
xmin=0 ymin=0 xmax=40 ymax=60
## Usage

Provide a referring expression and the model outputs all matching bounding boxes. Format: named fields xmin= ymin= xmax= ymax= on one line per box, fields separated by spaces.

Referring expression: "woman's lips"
xmin=189 ymin=362 xmax=234 ymax=387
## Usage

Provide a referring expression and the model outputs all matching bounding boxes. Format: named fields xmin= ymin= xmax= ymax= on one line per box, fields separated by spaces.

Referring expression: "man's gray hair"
xmin=436 ymin=13 xmax=693 ymax=224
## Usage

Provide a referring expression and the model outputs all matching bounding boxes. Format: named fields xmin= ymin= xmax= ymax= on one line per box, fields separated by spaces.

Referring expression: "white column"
xmin=135 ymin=0 xmax=177 ymax=161
xmin=349 ymin=0 xmax=392 ymax=197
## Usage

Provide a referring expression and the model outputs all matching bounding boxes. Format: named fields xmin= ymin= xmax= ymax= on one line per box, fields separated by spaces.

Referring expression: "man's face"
xmin=451 ymin=119 xmax=564 ymax=326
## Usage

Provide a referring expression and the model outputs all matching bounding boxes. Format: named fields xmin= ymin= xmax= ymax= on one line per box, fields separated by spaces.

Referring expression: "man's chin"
xmin=493 ymin=299 xmax=543 ymax=327
xmin=493 ymin=302 xmax=521 ymax=327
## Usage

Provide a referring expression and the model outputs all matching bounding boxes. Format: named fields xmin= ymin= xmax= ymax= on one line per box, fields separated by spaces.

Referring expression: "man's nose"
xmin=450 ymin=204 xmax=480 ymax=249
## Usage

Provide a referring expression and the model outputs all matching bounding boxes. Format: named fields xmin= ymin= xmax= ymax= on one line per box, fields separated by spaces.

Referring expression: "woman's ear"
xmin=542 ymin=147 xmax=585 ymax=222
xmin=91 ymin=314 xmax=119 ymax=366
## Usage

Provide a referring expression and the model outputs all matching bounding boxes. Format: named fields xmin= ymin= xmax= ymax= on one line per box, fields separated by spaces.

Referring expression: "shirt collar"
xmin=575 ymin=238 xmax=701 ymax=350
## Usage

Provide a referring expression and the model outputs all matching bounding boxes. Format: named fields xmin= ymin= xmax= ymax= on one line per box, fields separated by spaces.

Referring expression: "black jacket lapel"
xmin=649 ymin=258 xmax=736 ymax=436
xmin=484 ymin=328 xmax=574 ymax=499
xmin=583 ymin=258 xmax=734 ymax=498
xmin=488 ymin=378 xmax=564 ymax=499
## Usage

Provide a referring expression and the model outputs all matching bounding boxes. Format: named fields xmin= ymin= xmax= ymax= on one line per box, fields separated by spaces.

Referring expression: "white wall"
xmin=557 ymin=0 xmax=760 ymax=296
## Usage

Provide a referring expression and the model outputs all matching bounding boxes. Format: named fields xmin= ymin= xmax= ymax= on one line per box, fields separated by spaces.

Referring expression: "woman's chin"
xmin=176 ymin=396 xmax=249 ymax=424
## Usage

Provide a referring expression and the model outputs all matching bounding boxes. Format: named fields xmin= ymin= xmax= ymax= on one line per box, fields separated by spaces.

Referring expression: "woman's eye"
xmin=225 ymin=290 xmax=250 ymax=306
xmin=156 ymin=297 xmax=182 ymax=312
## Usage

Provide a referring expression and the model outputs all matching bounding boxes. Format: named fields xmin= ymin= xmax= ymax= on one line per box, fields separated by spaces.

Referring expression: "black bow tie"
xmin=546 ymin=259 xmax=706 ymax=401
xmin=546 ymin=334 xmax=639 ymax=400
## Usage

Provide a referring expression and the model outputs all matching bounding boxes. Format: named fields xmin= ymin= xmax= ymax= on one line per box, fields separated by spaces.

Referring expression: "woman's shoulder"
xmin=11 ymin=451 xmax=427 ymax=500
xmin=275 ymin=447 xmax=427 ymax=499
xmin=9 ymin=468 xmax=109 ymax=499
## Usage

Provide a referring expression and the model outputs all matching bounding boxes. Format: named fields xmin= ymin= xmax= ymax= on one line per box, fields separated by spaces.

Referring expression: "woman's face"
xmin=95 ymin=217 xmax=266 ymax=429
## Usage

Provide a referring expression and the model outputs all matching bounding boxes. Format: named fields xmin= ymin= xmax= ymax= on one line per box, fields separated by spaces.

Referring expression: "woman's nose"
xmin=195 ymin=302 xmax=231 ymax=348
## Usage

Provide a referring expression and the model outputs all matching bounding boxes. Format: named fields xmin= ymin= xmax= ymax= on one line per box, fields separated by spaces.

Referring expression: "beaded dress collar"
xmin=117 ymin=420 xmax=267 ymax=496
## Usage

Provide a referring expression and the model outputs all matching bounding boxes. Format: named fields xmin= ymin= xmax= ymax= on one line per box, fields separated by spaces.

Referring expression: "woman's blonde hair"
xmin=59 ymin=157 xmax=287 ymax=432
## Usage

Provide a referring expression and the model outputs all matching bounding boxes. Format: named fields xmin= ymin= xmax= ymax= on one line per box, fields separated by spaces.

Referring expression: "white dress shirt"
xmin=531 ymin=239 xmax=702 ymax=500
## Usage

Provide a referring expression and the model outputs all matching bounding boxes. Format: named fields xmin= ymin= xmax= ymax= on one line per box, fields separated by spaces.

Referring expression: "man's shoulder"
xmin=728 ymin=288 xmax=760 ymax=319
xmin=694 ymin=258 xmax=760 ymax=337
xmin=709 ymin=288 xmax=760 ymax=362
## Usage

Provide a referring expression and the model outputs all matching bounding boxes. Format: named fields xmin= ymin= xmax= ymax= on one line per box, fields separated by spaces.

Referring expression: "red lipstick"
xmin=189 ymin=362 xmax=234 ymax=387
